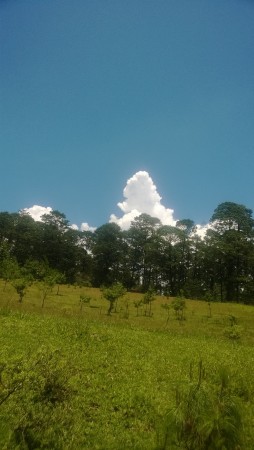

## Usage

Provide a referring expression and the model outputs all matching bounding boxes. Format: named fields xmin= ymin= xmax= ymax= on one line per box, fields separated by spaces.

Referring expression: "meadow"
xmin=0 ymin=281 xmax=254 ymax=449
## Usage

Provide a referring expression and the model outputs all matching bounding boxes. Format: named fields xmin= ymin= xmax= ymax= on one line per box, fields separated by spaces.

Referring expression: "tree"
xmin=41 ymin=210 xmax=88 ymax=283
xmin=126 ymin=214 xmax=161 ymax=290
xmin=0 ymin=257 xmax=20 ymax=290
xmin=12 ymin=278 xmax=29 ymax=303
xmin=102 ymin=282 xmax=126 ymax=315
xmin=208 ymin=202 xmax=254 ymax=302
xmin=13 ymin=213 xmax=44 ymax=265
xmin=92 ymin=223 xmax=126 ymax=287
xmin=39 ymin=267 xmax=63 ymax=308
xmin=211 ymin=202 xmax=254 ymax=234
xmin=143 ymin=288 xmax=156 ymax=317
xmin=157 ymin=223 xmax=194 ymax=296
xmin=41 ymin=210 xmax=70 ymax=232
xmin=171 ymin=296 xmax=186 ymax=320
xmin=176 ymin=219 xmax=195 ymax=235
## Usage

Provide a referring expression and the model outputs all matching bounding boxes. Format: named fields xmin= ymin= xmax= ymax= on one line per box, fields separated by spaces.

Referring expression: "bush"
xmin=224 ymin=325 xmax=242 ymax=341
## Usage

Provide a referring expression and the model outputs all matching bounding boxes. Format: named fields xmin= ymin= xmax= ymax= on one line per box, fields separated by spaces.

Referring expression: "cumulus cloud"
xmin=80 ymin=222 xmax=97 ymax=232
xmin=110 ymin=171 xmax=176 ymax=230
xmin=21 ymin=205 xmax=96 ymax=232
xmin=21 ymin=205 xmax=53 ymax=221
xmin=21 ymin=173 xmax=211 ymax=239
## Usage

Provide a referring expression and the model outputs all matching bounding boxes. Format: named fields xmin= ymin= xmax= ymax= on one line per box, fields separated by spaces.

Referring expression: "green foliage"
xmin=1 ymin=203 xmax=254 ymax=301
xmin=171 ymin=297 xmax=186 ymax=320
xmin=161 ymin=302 xmax=171 ymax=326
xmin=1 ymin=349 xmax=75 ymax=449
xmin=0 ymin=299 xmax=253 ymax=449
xmin=37 ymin=267 xmax=63 ymax=308
xmin=80 ymin=293 xmax=91 ymax=310
xmin=102 ymin=282 xmax=127 ymax=315
xmin=224 ymin=324 xmax=243 ymax=341
xmin=0 ymin=257 xmax=20 ymax=288
xmin=92 ymin=223 xmax=126 ymax=287
xmin=161 ymin=362 xmax=243 ymax=450
xmin=143 ymin=288 xmax=156 ymax=317
xmin=133 ymin=298 xmax=144 ymax=316
xmin=143 ymin=288 xmax=156 ymax=304
xmin=12 ymin=278 xmax=29 ymax=303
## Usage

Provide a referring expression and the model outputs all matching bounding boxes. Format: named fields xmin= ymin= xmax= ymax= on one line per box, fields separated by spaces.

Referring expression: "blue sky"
xmin=1 ymin=0 xmax=254 ymax=229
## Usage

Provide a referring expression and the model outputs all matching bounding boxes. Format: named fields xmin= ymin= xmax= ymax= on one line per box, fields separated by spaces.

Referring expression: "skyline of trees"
xmin=0 ymin=201 xmax=254 ymax=304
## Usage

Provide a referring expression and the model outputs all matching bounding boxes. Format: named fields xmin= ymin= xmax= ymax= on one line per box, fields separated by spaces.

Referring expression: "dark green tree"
xmin=126 ymin=214 xmax=161 ymax=290
xmin=157 ymin=223 xmax=194 ymax=296
xmin=207 ymin=202 xmax=254 ymax=302
xmin=92 ymin=223 xmax=126 ymax=287
xmin=41 ymin=210 xmax=89 ymax=283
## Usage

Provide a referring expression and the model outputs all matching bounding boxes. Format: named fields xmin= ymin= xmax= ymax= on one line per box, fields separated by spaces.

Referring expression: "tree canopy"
xmin=0 ymin=201 xmax=254 ymax=304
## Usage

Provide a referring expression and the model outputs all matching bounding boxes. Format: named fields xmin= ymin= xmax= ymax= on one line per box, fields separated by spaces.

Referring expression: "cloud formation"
xmin=110 ymin=171 xmax=176 ymax=230
xmin=192 ymin=223 xmax=210 ymax=239
xmin=22 ymin=172 xmax=210 ymax=238
xmin=80 ymin=222 xmax=97 ymax=232
xmin=22 ymin=205 xmax=96 ymax=232
xmin=21 ymin=205 xmax=53 ymax=221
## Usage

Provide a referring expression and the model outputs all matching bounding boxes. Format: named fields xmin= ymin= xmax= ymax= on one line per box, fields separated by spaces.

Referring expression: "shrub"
xmin=224 ymin=325 xmax=242 ymax=341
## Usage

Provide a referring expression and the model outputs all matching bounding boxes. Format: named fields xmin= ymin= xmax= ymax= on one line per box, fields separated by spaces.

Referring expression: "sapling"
xmin=204 ymin=292 xmax=214 ymax=318
xmin=102 ymin=283 xmax=126 ymax=316
xmin=171 ymin=297 xmax=186 ymax=321
xmin=161 ymin=303 xmax=171 ymax=327
xmin=39 ymin=269 xmax=63 ymax=308
xmin=80 ymin=294 xmax=91 ymax=311
xmin=133 ymin=299 xmax=143 ymax=316
xmin=12 ymin=279 xmax=29 ymax=303
xmin=143 ymin=288 xmax=156 ymax=317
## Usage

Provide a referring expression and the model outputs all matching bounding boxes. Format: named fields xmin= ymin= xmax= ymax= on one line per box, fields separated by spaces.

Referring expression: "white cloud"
xmin=69 ymin=223 xmax=79 ymax=230
xmin=80 ymin=222 xmax=97 ymax=232
xmin=21 ymin=205 xmax=96 ymax=232
xmin=21 ymin=174 xmax=211 ymax=238
xmin=192 ymin=223 xmax=210 ymax=239
xmin=21 ymin=205 xmax=53 ymax=221
xmin=110 ymin=171 xmax=176 ymax=230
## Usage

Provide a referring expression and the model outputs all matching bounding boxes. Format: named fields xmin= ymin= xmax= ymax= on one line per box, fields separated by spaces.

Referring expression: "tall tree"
xmin=41 ymin=210 xmax=89 ymax=282
xmin=158 ymin=222 xmax=194 ymax=296
xmin=92 ymin=223 xmax=125 ymax=287
xmin=208 ymin=202 xmax=254 ymax=302
xmin=126 ymin=214 xmax=161 ymax=290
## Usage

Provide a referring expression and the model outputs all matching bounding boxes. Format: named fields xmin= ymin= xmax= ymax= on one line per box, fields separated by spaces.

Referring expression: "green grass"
xmin=0 ymin=281 xmax=254 ymax=448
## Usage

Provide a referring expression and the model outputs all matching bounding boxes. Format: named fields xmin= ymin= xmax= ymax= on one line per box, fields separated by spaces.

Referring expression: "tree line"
xmin=0 ymin=201 xmax=254 ymax=304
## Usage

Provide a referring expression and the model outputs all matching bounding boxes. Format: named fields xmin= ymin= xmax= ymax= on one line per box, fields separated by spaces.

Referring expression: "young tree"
xmin=143 ymin=288 xmax=156 ymax=317
xmin=171 ymin=296 xmax=186 ymax=320
xmin=12 ymin=278 xmax=29 ymax=303
xmin=39 ymin=268 xmax=63 ymax=308
xmin=102 ymin=283 xmax=126 ymax=316
xmin=79 ymin=293 xmax=91 ymax=311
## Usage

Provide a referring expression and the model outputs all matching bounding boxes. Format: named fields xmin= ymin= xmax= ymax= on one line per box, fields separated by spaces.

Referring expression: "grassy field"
xmin=0 ymin=281 xmax=254 ymax=449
